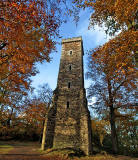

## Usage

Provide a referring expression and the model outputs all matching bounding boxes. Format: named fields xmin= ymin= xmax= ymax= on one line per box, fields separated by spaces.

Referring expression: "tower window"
xmin=67 ymin=101 xmax=69 ymax=108
xmin=70 ymin=51 xmax=72 ymax=55
xmin=69 ymin=50 xmax=73 ymax=55
xmin=68 ymin=82 xmax=70 ymax=88
xmin=69 ymin=65 xmax=72 ymax=71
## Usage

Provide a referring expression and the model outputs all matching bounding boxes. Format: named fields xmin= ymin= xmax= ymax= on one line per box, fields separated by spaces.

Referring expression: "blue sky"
xmin=31 ymin=9 xmax=109 ymax=93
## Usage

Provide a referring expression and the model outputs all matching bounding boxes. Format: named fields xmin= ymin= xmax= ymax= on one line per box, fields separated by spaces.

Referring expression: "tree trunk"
xmin=6 ymin=118 xmax=11 ymax=127
xmin=108 ymin=79 xmax=118 ymax=154
xmin=39 ymin=120 xmax=45 ymax=143
xmin=110 ymin=106 xmax=118 ymax=154
xmin=6 ymin=108 xmax=14 ymax=127
xmin=41 ymin=117 xmax=47 ymax=151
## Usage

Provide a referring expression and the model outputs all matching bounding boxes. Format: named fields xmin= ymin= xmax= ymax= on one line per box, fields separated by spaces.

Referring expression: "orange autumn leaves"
xmin=74 ymin=0 xmax=137 ymax=63
xmin=76 ymin=0 xmax=137 ymax=153
xmin=75 ymin=0 xmax=137 ymax=30
xmin=74 ymin=0 xmax=137 ymax=84
xmin=24 ymin=101 xmax=47 ymax=124
xmin=91 ymin=30 xmax=137 ymax=101
xmin=92 ymin=30 xmax=137 ymax=76
xmin=0 ymin=1 xmax=59 ymax=101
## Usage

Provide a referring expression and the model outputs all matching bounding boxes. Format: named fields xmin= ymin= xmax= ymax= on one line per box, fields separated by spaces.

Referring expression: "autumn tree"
xmin=72 ymin=0 xmax=137 ymax=154
xmin=0 ymin=82 xmax=53 ymax=141
xmin=22 ymin=84 xmax=53 ymax=143
xmin=86 ymin=32 xmax=137 ymax=153
xmin=37 ymin=84 xmax=53 ymax=150
xmin=0 ymin=90 xmax=27 ymax=139
xmin=91 ymin=118 xmax=109 ymax=151
xmin=0 ymin=0 xmax=69 ymax=107
xmin=73 ymin=0 xmax=138 ymax=65
xmin=116 ymin=107 xmax=138 ymax=155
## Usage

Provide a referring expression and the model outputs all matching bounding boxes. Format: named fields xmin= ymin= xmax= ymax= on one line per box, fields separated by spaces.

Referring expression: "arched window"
xmin=67 ymin=101 xmax=69 ymax=108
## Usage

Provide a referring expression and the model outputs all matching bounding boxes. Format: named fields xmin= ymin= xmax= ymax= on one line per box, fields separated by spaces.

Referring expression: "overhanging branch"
xmin=0 ymin=42 xmax=7 ymax=50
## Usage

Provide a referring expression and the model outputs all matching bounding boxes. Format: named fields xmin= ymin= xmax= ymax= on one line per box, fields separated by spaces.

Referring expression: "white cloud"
xmin=75 ymin=18 xmax=110 ymax=49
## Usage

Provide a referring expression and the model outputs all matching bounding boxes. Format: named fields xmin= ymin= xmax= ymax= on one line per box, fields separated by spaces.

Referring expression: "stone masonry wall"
xmin=45 ymin=37 xmax=92 ymax=155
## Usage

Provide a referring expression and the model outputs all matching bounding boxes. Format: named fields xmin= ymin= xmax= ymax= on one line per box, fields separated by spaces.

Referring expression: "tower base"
xmin=45 ymin=88 xmax=92 ymax=155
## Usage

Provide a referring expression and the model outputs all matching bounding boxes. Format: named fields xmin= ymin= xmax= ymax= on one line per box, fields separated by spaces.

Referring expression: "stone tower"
xmin=45 ymin=37 xmax=92 ymax=155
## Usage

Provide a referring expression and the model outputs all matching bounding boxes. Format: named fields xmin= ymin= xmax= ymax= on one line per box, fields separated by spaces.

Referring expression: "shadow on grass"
xmin=44 ymin=147 xmax=85 ymax=158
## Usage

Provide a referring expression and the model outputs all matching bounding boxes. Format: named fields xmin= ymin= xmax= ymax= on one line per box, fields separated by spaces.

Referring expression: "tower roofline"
xmin=62 ymin=36 xmax=82 ymax=43
xmin=62 ymin=36 xmax=84 ymax=55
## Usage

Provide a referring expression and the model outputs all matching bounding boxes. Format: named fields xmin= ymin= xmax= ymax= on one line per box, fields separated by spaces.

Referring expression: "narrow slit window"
xmin=70 ymin=50 xmax=72 ymax=55
xmin=67 ymin=101 xmax=69 ymax=108
xmin=68 ymin=82 xmax=70 ymax=88
xmin=69 ymin=65 xmax=72 ymax=71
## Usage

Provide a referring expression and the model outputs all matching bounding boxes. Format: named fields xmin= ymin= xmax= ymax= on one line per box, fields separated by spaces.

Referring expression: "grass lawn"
xmin=0 ymin=144 xmax=13 ymax=154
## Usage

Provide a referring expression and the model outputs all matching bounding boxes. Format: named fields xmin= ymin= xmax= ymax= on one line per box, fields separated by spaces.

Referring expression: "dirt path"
xmin=0 ymin=141 xmax=66 ymax=160
xmin=8 ymin=145 xmax=40 ymax=155
xmin=0 ymin=145 xmax=63 ymax=160
xmin=0 ymin=141 xmax=46 ymax=160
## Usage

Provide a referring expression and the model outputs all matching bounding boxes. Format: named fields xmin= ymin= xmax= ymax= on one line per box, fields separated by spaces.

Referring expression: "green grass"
xmin=0 ymin=144 xmax=13 ymax=154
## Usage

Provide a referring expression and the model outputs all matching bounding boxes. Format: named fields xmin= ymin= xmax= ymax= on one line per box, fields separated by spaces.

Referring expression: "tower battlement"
xmin=62 ymin=36 xmax=82 ymax=43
